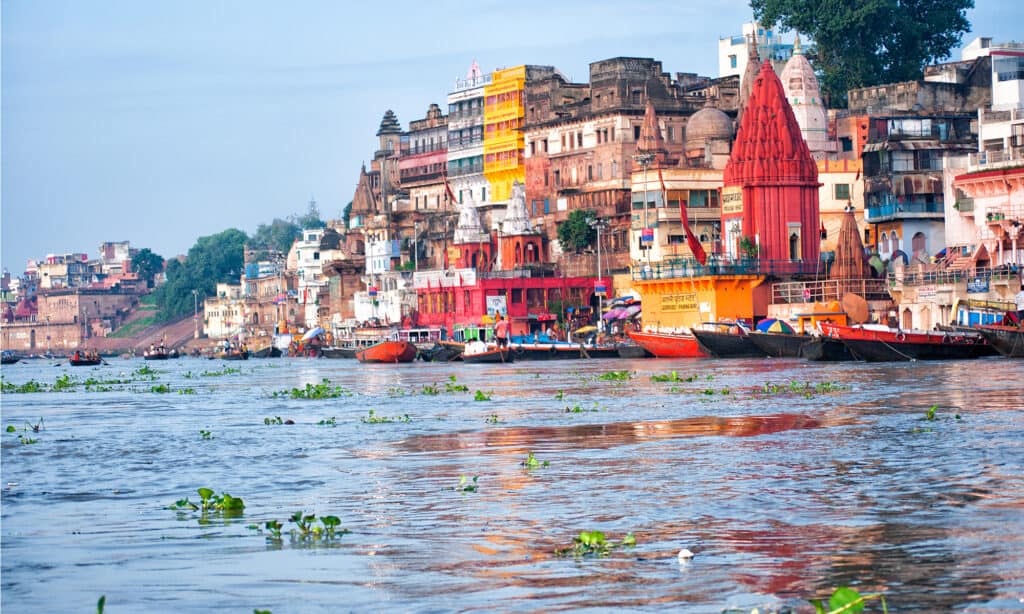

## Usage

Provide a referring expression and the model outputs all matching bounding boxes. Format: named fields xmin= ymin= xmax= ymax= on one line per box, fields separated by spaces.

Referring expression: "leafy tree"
xmin=251 ymin=218 xmax=301 ymax=254
xmin=750 ymin=0 xmax=973 ymax=107
xmin=154 ymin=228 xmax=248 ymax=321
xmin=558 ymin=209 xmax=597 ymax=253
xmin=131 ymin=248 xmax=164 ymax=289
xmin=342 ymin=201 xmax=353 ymax=229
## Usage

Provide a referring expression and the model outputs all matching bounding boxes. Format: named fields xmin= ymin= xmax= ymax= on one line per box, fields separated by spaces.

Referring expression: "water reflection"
xmin=0 ymin=357 xmax=1022 ymax=612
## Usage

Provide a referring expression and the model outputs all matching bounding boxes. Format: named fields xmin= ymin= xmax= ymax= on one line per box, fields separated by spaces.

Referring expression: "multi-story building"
xmin=484 ymin=65 xmax=557 ymax=210
xmin=203 ymin=283 xmax=245 ymax=339
xmin=97 ymin=241 xmax=138 ymax=275
xmin=718 ymin=22 xmax=793 ymax=81
xmin=524 ymin=58 xmax=730 ymax=270
xmin=37 ymin=253 xmax=92 ymax=290
xmin=447 ymin=62 xmax=490 ymax=212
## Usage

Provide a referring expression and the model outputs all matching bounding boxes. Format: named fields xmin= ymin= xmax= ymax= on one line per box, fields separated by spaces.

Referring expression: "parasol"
xmin=841 ymin=293 xmax=870 ymax=324
xmin=301 ymin=327 xmax=326 ymax=341
xmin=755 ymin=318 xmax=795 ymax=334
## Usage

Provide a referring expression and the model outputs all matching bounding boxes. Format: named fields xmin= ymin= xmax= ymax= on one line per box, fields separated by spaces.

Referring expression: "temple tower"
xmin=722 ymin=60 xmax=820 ymax=266
xmin=780 ymin=36 xmax=830 ymax=158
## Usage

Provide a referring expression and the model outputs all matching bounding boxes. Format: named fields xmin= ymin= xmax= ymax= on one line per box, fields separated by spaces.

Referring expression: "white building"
xmin=780 ymin=37 xmax=835 ymax=159
xmin=718 ymin=22 xmax=794 ymax=82
xmin=447 ymin=62 xmax=492 ymax=214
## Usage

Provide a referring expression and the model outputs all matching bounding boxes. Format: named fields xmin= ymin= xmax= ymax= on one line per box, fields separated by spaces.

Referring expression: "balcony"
xmin=954 ymin=198 xmax=974 ymax=214
xmin=401 ymin=142 xmax=447 ymax=156
xmin=865 ymin=201 xmax=944 ymax=222
xmin=631 ymin=258 xmax=822 ymax=281
xmin=448 ymin=163 xmax=484 ymax=177
xmin=967 ymin=146 xmax=1024 ymax=172
xmin=446 ymin=136 xmax=484 ymax=152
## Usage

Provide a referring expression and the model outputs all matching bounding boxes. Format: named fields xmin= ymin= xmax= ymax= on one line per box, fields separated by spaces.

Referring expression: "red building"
xmin=722 ymin=60 xmax=820 ymax=268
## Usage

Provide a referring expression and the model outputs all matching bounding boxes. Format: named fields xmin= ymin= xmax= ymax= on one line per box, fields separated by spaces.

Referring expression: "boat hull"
xmin=462 ymin=348 xmax=514 ymax=364
xmin=821 ymin=322 xmax=996 ymax=361
xmin=692 ymin=329 xmax=766 ymax=358
xmin=798 ymin=337 xmax=856 ymax=361
xmin=418 ymin=342 xmax=463 ymax=362
xmin=748 ymin=332 xmax=814 ymax=358
xmin=975 ymin=326 xmax=1024 ymax=358
xmin=616 ymin=342 xmax=653 ymax=358
xmin=508 ymin=343 xmax=619 ymax=360
xmin=69 ymin=358 xmax=102 ymax=366
xmin=626 ymin=330 xmax=706 ymax=358
xmin=356 ymin=340 xmax=417 ymax=364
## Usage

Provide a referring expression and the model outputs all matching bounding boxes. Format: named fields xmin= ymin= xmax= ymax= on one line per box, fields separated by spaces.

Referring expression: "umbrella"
xmin=302 ymin=327 xmax=326 ymax=341
xmin=572 ymin=325 xmax=597 ymax=336
xmin=623 ymin=305 xmax=642 ymax=318
xmin=603 ymin=308 xmax=624 ymax=320
xmin=755 ymin=318 xmax=795 ymax=334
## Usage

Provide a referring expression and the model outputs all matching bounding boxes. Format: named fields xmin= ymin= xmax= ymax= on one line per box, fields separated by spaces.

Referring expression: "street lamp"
xmin=588 ymin=216 xmax=609 ymax=332
xmin=192 ymin=290 xmax=199 ymax=339
xmin=633 ymin=152 xmax=655 ymax=271
xmin=413 ymin=221 xmax=419 ymax=272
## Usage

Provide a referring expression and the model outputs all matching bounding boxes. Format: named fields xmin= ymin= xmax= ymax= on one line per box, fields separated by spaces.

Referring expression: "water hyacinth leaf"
xmin=198 ymin=487 xmax=214 ymax=501
xmin=828 ymin=587 xmax=865 ymax=613
xmin=621 ymin=532 xmax=636 ymax=547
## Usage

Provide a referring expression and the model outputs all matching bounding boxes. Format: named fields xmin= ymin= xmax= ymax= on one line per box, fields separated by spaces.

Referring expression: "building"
xmin=718 ymin=22 xmax=794 ymax=81
xmin=447 ymin=61 xmax=491 ymax=217
xmin=1 ymin=288 xmax=138 ymax=352
xmin=779 ymin=37 xmax=834 ymax=159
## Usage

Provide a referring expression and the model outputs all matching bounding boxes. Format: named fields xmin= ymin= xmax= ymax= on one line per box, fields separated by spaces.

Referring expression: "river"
xmin=2 ymin=356 xmax=1022 ymax=612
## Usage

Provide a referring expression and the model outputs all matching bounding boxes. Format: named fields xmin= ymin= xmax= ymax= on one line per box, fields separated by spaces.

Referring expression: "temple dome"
xmin=685 ymin=106 xmax=733 ymax=149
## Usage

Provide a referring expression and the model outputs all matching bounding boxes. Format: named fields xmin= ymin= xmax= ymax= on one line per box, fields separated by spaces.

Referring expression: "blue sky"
xmin=2 ymin=0 xmax=1021 ymax=273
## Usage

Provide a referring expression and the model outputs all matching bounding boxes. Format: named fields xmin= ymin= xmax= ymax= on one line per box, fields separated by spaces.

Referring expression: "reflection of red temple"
xmin=722 ymin=60 xmax=821 ymax=267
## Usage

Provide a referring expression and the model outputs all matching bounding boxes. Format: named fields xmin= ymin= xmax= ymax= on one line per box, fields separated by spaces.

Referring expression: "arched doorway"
xmin=902 ymin=308 xmax=913 ymax=329
xmin=514 ymin=242 xmax=522 ymax=265
xmin=789 ymin=233 xmax=801 ymax=260
xmin=911 ymin=231 xmax=926 ymax=259
xmin=30 ymin=329 xmax=36 ymax=349
xmin=919 ymin=308 xmax=931 ymax=331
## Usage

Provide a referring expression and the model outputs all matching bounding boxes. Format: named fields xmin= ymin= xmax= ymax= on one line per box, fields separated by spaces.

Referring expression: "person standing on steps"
xmin=494 ymin=313 xmax=509 ymax=348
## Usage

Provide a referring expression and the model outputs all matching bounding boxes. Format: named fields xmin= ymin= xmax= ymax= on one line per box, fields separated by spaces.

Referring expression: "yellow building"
xmin=483 ymin=65 xmax=556 ymax=204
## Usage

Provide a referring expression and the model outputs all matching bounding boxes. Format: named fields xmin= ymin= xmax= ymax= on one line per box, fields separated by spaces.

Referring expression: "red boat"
xmin=627 ymin=330 xmax=707 ymax=358
xmin=355 ymin=340 xmax=418 ymax=363
xmin=820 ymin=322 xmax=995 ymax=362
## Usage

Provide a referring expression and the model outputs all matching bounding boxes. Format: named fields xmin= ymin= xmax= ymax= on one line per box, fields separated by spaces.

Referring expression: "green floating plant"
xmin=168 ymin=487 xmax=245 ymax=517
xmin=597 ymin=370 xmax=632 ymax=381
xmin=318 ymin=417 xmax=337 ymax=426
xmin=485 ymin=414 xmax=503 ymax=424
xmin=451 ymin=475 xmax=478 ymax=493
xmin=554 ymin=530 xmax=636 ymax=558
xmin=445 ymin=375 xmax=469 ymax=393
xmin=521 ymin=452 xmax=550 ymax=470
xmin=361 ymin=410 xmax=411 ymax=424
xmin=810 ymin=586 xmax=887 ymax=614
xmin=473 ymin=390 xmax=492 ymax=402
xmin=274 ymin=379 xmax=350 ymax=399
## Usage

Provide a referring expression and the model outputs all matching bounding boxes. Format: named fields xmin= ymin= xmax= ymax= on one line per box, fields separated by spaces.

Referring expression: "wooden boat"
xmin=321 ymin=346 xmax=357 ymax=359
xmin=616 ymin=340 xmax=653 ymax=358
xmin=691 ymin=322 xmax=766 ymax=358
xmin=143 ymin=346 xmax=175 ymax=360
xmin=68 ymin=354 xmax=103 ymax=366
xmin=820 ymin=322 xmax=996 ymax=361
xmin=211 ymin=350 xmax=249 ymax=361
xmin=975 ymin=325 xmax=1024 ymax=358
xmin=626 ymin=330 xmax=707 ymax=358
xmin=507 ymin=341 xmax=618 ymax=360
xmin=462 ymin=343 xmax=514 ymax=364
xmin=250 ymin=345 xmax=282 ymax=358
xmin=355 ymin=340 xmax=417 ymax=363
xmin=1 ymin=351 xmax=21 ymax=365
xmin=418 ymin=342 xmax=463 ymax=362
xmin=796 ymin=336 xmax=855 ymax=362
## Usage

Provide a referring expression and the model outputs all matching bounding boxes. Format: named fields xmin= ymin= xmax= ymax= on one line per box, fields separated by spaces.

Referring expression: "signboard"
xmin=485 ymin=295 xmax=507 ymax=317
xmin=594 ymin=282 xmax=607 ymax=297
xmin=368 ymin=286 xmax=378 ymax=297
xmin=447 ymin=246 xmax=461 ymax=262
xmin=641 ymin=228 xmax=654 ymax=244
xmin=660 ymin=292 xmax=699 ymax=312
xmin=918 ymin=285 xmax=937 ymax=300
xmin=722 ymin=187 xmax=743 ymax=215
xmin=966 ymin=277 xmax=989 ymax=294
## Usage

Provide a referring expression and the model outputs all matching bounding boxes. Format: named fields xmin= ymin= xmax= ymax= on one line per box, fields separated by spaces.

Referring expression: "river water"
xmin=2 ymin=356 xmax=1023 ymax=613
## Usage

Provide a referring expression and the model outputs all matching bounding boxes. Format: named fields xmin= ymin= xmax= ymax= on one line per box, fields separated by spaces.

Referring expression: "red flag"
xmin=661 ymin=167 xmax=707 ymax=264
xmin=443 ymin=173 xmax=457 ymax=204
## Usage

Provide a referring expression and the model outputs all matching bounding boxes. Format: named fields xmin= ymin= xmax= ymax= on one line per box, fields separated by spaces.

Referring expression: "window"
xmin=553 ymin=170 xmax=561 ymax=186
xmin=542 ymin=139 xmax=548 ymax=152
xmin=587 ymin=165 xmax=593 ymax=180
xmin=634 ymin=126 xmax=641 ymax=140
xmin=834 ymin=184 xmax=851 ymax=200
xmin=611 ymin=160 xmax=617 ymax=177
xmin=840 ymin=137 xmax=853 ymax=152
xmin=597 ymin=163 xmax=603 ymax=180
xmin=481 ymin=187 xmax=486 ymax=202
xmin=530 ymin=141 xmax=536 ymax=155
xmin=729 ymin=55 xmax=737 ymax=69
xmin=631 ymin=90 xmax=642 ymax=104
xmin=544 ymin=171 xmax=549 ymax=187
xmin=577 ymin=132 xmax=583 ymax=147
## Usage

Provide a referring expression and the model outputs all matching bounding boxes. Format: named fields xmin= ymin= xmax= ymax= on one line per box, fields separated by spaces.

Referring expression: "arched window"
xmin=789 ymin=233 xmax=801 ymax=260
xmin=514 ymin=242 xmax=522 ymax=265
xmin=911 ymin=231 xmax=926 ymax=257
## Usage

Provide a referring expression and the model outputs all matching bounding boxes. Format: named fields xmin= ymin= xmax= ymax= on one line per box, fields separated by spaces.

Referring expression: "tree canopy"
xmin=558 ymin=210 xmax=597 ymax=253
xmin=153 ymin=228 xmax=248 ymax=321
xmin=250 ymin=218 xmax=301 ymax=255
xmin=292 ymin=200 xmax=325 ymax=230
xmin=750 ymin=0 xmax=974 ymax=107
xmin=131 ymin=248 xmax=164 ymax=289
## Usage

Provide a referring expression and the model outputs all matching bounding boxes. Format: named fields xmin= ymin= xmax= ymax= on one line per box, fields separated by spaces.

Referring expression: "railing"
xmin=400 ymin=142 xmax=447 ymax=156
xmin=968 ymin=146 xmax=1024 ymax=170
xmin=771 ymin=278 xmax=892 ymax=303
xmin=448 ymin=163 xmax=484 ymax=177
xmin=631 ymin=258 xmax=822 ymax=281
xmin=446 ymin=109 xmax=483 ymax=121
xmin=980 ymin=106 xmax=1024 ymax=124
xmin=446 ymin=136 xmax=484 ymax=151
xmin=889 ymin=264 xmax=1021 ymax=287
xmin=865 ymin=201 xmax=944 ymax=221
xmin=454 ymin=74 xmax=492 ymax=91
xmin=954 ymin=198 xmax=974 ymax=213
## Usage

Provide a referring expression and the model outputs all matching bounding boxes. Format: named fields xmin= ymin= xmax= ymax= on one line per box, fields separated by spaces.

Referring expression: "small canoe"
xmin=356 ymin=340 xmax=417 ymax=364
xmin=69 ymin=357 xmax=103 ymax=366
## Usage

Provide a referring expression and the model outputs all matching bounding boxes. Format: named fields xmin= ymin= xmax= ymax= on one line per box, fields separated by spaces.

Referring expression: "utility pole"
xmin=633 ymin=153 xmax=655 ymax=274
xmin=192 ymin=289 xmax=199 ymax=339
xmin=589 ymin=216 xmax=609 ymax=332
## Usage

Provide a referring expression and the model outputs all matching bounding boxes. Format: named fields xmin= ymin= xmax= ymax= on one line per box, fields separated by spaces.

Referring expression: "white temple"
xmin=453 ymin=192 xmax=489 ymax=244
xmin=499 ymin=180 xmax=534 ymax=236
xmin=780 ymin=36 xmax=832 ymax=159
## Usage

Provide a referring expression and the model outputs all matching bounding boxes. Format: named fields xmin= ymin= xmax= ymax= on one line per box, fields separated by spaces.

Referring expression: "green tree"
xmin=251 ymin=218 xmax=301 ymax=254
xmin=750 ymin=0 xmax=973 ymax=107
xmin=558 ymin=210 xmax=597 ymax=253
xmin=131 ymin=248 xmax=164 ymax=289
xmin=154 ymin=228 xmax=248 ymax=321
xmin=342 ymin=201 xmax=353 ymax=229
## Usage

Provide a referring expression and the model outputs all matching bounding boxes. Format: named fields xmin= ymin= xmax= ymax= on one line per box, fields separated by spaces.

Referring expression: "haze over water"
xmin=2 ymin=356 xmax=1023 ymax=612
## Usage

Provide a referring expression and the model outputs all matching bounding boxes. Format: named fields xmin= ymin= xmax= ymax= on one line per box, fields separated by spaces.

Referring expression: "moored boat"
xmin=143 ymin=346 xmax=176 ymax=360
xmin=1 ymin=351 xmax=20 ymax=365
xmin=418 ymin=342 xmax=463 ymax=362
xmin=820 ymin=322 xmax=996 ymax=361
xmin=691 ymin=322 xmax=765 ymax=358
xmin=355 ymin=340 xmax=417 ymax=364
xmin=798 ymin=336 xmax=855 ymax=361
xmin=747 ymin=332 xmax=813 ymax=358
xmin=975 ymin=313 xmax=1024 ymax=357
xmin=626 ymin=330 xmax=706 ymax=358
xmin=68 ymin=352 xmax=103 ymax=366
xmin=212 ymin=350 xmax=249 ymax=361
xmin=462 ymin=341 xmax=514 ymax=364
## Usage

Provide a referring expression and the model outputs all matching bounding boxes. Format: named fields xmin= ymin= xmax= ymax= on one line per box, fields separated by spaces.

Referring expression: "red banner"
xmin=660 ymin=167 xmax=707 ymax=264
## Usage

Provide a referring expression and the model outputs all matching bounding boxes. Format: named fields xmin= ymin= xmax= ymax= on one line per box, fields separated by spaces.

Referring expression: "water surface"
xmin=2 ymin=356 xmax=1023 ymax=612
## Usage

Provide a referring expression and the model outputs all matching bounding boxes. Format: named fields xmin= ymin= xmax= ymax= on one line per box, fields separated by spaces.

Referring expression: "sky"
xmin=2 ymin=0 xmax=1022 ymax=273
